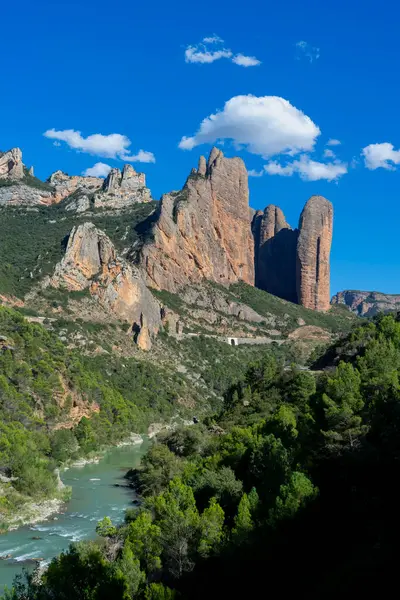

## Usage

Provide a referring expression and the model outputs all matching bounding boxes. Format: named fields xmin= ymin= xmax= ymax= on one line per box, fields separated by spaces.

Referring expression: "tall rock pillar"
xmin=296 ymin=195 xmax=333 ymax=312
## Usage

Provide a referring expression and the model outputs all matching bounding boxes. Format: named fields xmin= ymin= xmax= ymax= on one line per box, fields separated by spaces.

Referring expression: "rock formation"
xmin=48 ymin=171 xmax=103 ymax=202
xmin=49 ymin=223 xmax=162 ymax=349
xmin=254 ymin=196 xmax=333 ymax=311
xmin=140 ymin=147 xmax=254 ymax=292
xmin=95 ymin=164 xmax=151 ymax=209
xmin=253 ymin=205 xmax=298 ymax=302
xmin=0 ymin=148 xmax=24 ymax=180
xmin=296 ymin=196 xmax=333 ymax=312
xmin=49 ymin=164 xmax=151 ymax=210
xmin=332 ymin=290 xmax=400 ymax=317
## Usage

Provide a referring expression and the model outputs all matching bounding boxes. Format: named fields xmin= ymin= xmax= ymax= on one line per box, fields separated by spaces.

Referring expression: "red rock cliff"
xmin=140 ymin=148 xmax=254 ymax=292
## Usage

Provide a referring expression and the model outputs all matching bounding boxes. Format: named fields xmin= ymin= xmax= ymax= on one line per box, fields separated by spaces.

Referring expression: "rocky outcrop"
xmin=253 ymin=206 xmax=298 ymax=302
xmin=49 ymin=164 xmax=151 ymax=211
xmin=296 ymin=196 xmax=333 ymax=312
xmin=0 ymin=148 xmax=24 ymax=180
xmin=49 ymin=223 xmax=162 ymax=349
xmin=0 ymin=185 xmax=54 ymax=206
xmin=140 ymin=148 xmax=254 ymax=292
xmin=255 ymin=196 xmax=333 ymax=311
xmin=332 ymin=290 xmax=400 ymax=317
xmin=48 ymin=171 xmax=103 ymax=202
xmin=95 ymin=164 xmax=151 ymax=209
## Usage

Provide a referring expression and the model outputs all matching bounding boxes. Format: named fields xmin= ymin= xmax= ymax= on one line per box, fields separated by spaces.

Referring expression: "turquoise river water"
xmin=0 ymin=441 xmax=149 ymax=592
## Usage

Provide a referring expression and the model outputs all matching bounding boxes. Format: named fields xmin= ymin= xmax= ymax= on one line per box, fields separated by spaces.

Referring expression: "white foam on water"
xmin=14 ymin=551 xmax=42 ymax=562
xmin=90 ymin=478 xmax=101 ymax=481
xmin=0 ymin=545 xmax=28 ymax=557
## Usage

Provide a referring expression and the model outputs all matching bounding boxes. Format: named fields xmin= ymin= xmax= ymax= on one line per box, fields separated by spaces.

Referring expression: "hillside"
xmin=332 ymin=289 xmax=400 ymax=317
xmin=9 ymin=311 xmax=400 ymax=598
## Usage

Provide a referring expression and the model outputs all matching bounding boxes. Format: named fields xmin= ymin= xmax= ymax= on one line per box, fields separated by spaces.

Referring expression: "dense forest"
xmin=6 ymin=311 xmax=400 ymax=598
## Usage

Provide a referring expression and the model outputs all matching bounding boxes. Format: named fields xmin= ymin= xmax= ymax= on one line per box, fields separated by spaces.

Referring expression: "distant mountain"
xmin=332 ymin=290 xmax=400 ymax=317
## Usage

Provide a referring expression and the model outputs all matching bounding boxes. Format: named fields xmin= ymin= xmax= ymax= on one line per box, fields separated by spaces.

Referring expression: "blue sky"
xmin=2 ymin=0 xmax=400 ymax=296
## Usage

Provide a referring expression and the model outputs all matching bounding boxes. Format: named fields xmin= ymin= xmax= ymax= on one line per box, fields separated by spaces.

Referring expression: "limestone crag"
xmin=0 ymin=148 xmax=24 ymax=180
xmin=0 ymin=185 xmax=54 ymax=206
xmin=253 ymin=205 xmax=298 ymax=302
xmin=332 ymin=290 xmax=400 ymax=317
xmin=48 ymin=171 xmax=103 ymax=203
xmin=49 ymin=223 xmax=162 ymax=349
xmin=296 ymin=196 xmax=333 ymax=312
xmin=140 ymin=148 xmax=254 ymax=292
xmin=254 ymin=196 xmax=333 ymax=311
xmin=94 ymin=164 xmax=151 ymax=209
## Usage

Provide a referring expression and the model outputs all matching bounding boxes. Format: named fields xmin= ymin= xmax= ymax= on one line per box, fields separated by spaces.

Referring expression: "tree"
xmin=269 ymin=471 xmax=318 ymax=526
xmin=96 ymin=517 xmax=117 ymax=538
xmin=232 ymin=493 xmax=253 ymax=544
xmin=198 ymin=497 xmax=225 ymax=557
xmin=126 ymin=510 xmax=162 ymax=573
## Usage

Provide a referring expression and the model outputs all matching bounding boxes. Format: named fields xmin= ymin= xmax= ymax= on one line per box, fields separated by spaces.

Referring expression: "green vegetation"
xmin=0 ymin=202 xmax=157 ymax=296
xmin=230 ymin=281 xmax=356 ymax=332
xmin=22 ymin=168 xmax=55 ymax=192
xmin=10 ymin=311 xmax=400 ymax=598
xmin=0 ymin=305 xmax=196 ymax=527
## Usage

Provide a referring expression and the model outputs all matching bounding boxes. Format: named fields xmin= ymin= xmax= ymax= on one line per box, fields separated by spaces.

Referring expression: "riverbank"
xmin=0 ymin=442 xmax=149 ymax=591
xmin=0 ymin=433 xmax=145 ymax=535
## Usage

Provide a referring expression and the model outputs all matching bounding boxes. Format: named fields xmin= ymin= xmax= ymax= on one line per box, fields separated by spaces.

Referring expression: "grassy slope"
xmin=0 ymin=202 xmax=157 ymax=297
xmin=229 ymin=282 xmax=357 ymax=333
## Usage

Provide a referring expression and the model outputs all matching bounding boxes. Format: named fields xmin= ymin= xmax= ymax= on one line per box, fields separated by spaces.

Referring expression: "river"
xmin=0 ymin=441 xmax=149 ymax=592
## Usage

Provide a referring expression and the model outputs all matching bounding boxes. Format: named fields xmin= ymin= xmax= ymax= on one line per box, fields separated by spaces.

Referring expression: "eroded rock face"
xmin=48 ymin=165 xmax=151 ymax=211
xmin=49 ymin=223 xmax=162 ymax=349
xmin=0 ymin=148 xmax=24 ymax=180
xmin=96 ymin=164 xmax=151 ymax=209
xmin=253 ymin=205 xmax=298 ymax=302
xmin=332 ymin=290 xmax=400 ymax=317
xmin=140 ymin=148 xmax=254 ymax=292
xmin=296 ymin=195 xmax=333 ymax=312
xmin=48 ymin=171 xmax=103 ymax=202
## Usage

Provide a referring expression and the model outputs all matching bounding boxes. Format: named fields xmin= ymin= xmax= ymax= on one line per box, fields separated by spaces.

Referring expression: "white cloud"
xmin=185 ymin=37 xmax=261 ymax=67
xmin=179 ymin=95 xmax=320 ymax=157
xmin=264 ymin=161 xmax=294 ymax=176
xmin=296 ymin=40 xmax=320 ymax=63
xmin=203 ymin=35 xmax=224 ymax=44
xmin=247 ymin=169 xmax=264 ymax=177
xmin=185 ymin=46 xmax=232 ymax=64
xmin=232 ymin=54 xmax=261 ymax=67
xmin=265 ymin=155 xmax=347 ymax=181
xmin=127 ymin=149 xmax=156 ymax=163
xmin=361 ymin=142 xmax=400 ymax=170
xmin=43 ymin=128 xmax=155 ymax=163
xmin=83 ymin=162 xmax=112 ymax=178
xmin=323 ymin=148 xmax=335 ymax=158
xmin=327 ymin=138 xmax=341 ymax=146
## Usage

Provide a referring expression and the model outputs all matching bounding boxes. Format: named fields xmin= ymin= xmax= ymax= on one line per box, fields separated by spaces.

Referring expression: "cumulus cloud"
xmin=264 ymin=155 xmax=347 ymax=181
xmin=185 ymin=37 xmax=261 ymax=67
xmin=296 ymin=40 xmax=320 ymax=63
xmin=232 ymin=54 xmax=261 ymax=67
xmin=83 ymin=162 xmax=112 ymax=178
xmin=327 ymin=138 xmax=341 ymax=146
xmin=179 ymin=95 xmax=320 ymax=157
xmin=185 ymin=46 xmax=233 ymax=64
xmin=247 ymin=169 xmax=264 ymax=177
xmin=323 ymin=148 xmax=335 ymax=159
xmin=203 ymin=35 xmax=224 ymax=44
xmin=362 ymin=142 xmax=400 ymax=170
xmin=43 ymin=129 xmax=155 ymax=162
xmin=264 ymin=161 xmax=295 ymax=176
xmin=127 ymin=149 xmax=156 ymax=163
